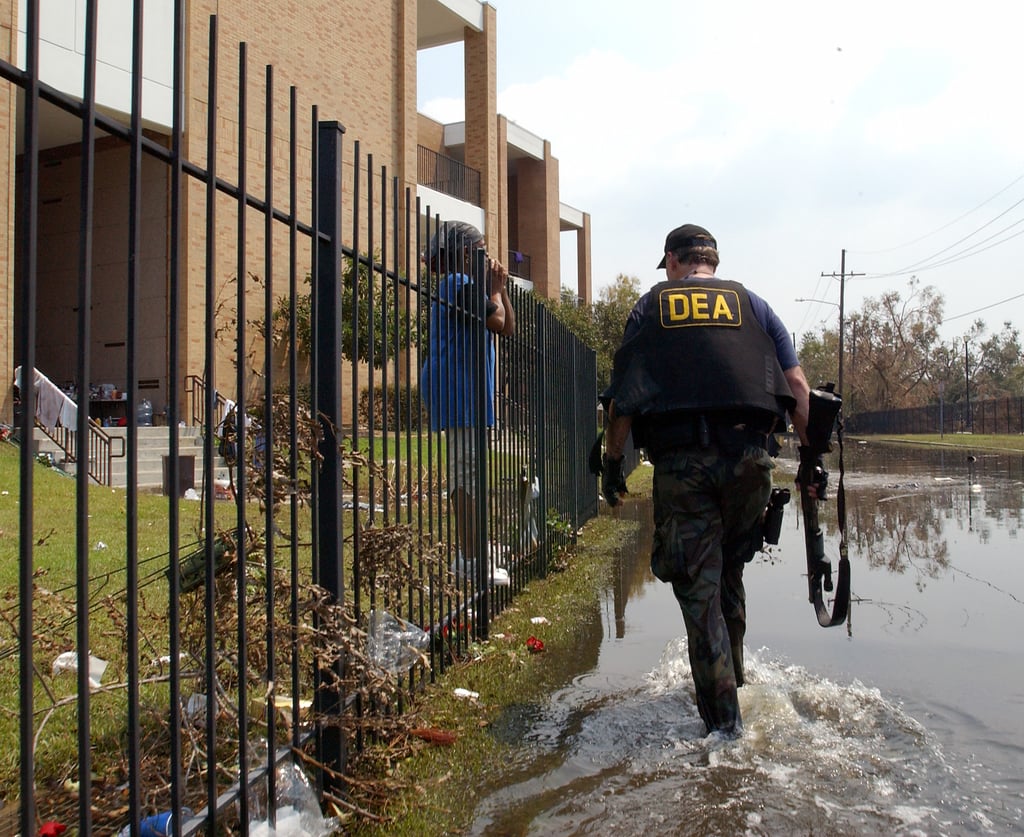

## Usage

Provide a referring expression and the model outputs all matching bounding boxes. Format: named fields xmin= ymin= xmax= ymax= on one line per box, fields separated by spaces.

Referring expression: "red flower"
xmin=526 ymin=636 xmax=545 ymax=653
xmin=40 ymin=824 xmax=68 ymax=837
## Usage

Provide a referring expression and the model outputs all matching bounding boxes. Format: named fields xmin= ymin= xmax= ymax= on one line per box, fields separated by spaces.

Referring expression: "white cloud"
xmin=420 ymin=0 xmax=1024 ymax=339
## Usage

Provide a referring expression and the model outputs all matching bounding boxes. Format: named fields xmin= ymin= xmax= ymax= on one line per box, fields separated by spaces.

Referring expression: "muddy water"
xmin=470 ymin=440 xmax=1024 ymax=835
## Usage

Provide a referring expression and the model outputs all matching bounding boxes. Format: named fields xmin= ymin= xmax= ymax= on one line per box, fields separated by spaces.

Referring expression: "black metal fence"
xmin=3 ymin=8 xmax=598 ymax=835
xmin=846 ymin=396 xmax=1024 ymax=437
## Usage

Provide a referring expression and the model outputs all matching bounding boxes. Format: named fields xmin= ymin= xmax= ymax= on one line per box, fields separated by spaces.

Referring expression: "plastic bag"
xmin=248 ymin=761 xmax=339 ymax=837
xmin=366 ymin=609 xmax=430 ymax=674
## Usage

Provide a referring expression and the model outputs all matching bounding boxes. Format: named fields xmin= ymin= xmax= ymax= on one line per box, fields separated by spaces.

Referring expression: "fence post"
xmin=315 ymin=119 xmax=346 ymax=789
xmin=534 ymin=303 xmax=548 ymax=575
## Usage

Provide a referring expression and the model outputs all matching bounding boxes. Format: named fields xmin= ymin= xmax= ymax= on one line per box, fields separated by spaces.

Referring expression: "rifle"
xmin=798 ymin=383 xmax=850 ymax=628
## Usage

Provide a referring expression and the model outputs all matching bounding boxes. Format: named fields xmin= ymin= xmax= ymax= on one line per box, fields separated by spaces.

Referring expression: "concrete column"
xmin=464 ymin=4 xmax=498 ymax=241
xmin=577 ymin=212 xmax=592 ymax=305
xmin=517 ymin=141 xmax=560 ymax=300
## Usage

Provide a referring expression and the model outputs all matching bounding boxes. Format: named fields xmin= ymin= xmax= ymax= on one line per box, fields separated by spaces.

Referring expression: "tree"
xmin=963 ymin=320 xmax=1024 ymax=402
xmin=271 ymin=253 xmax=420 ymax=367
xmin=796 ymin=325 xmax=841 ymax=393
xmin=848 ymin=278 xmax=944 ymax=412
xmin=545 ymin=274 xmax=642 ymax=393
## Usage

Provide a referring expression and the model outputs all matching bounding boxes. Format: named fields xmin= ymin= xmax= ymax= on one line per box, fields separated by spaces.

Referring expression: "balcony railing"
xmin=417 ymin=145 xmax=481 ymax=206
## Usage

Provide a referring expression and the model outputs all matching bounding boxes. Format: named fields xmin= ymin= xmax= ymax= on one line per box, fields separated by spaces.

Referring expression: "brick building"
xmin=0 ymin=0 xmax=592 ymax=422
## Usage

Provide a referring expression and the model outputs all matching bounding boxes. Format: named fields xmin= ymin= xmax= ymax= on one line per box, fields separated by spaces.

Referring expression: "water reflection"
xmin=468 ymin=443 xmax=1024 ymax=835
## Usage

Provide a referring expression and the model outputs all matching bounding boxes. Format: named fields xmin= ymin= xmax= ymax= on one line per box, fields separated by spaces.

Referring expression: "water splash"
xmin=471 ymin=639 xmax=1021 ymax=835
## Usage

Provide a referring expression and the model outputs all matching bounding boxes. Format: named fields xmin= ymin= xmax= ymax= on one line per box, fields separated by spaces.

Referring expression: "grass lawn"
xmin=0 ymin=439 xmax=313 ymax=820
xmin=847 ymin=432 xmax=1024 ymax=453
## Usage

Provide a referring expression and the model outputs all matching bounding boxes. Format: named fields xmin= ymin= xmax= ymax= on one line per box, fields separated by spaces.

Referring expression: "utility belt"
xmin=641 ymin=410 xmax=778 ymax=460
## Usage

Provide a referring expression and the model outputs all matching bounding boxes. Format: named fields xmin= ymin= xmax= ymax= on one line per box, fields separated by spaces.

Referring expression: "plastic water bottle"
xmin=136 ymin=398 xmax=154 ymax=426
xmin=117 ymin=807 xmax=193 ymax=836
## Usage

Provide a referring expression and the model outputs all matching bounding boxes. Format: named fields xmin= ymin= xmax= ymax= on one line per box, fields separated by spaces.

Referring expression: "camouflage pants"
xmin=650 ymin=442 xmax=774 ymax=735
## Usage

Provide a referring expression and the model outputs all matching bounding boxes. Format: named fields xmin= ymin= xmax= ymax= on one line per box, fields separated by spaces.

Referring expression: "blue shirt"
xmin=420 ymin=272 xmax=496 ymax=430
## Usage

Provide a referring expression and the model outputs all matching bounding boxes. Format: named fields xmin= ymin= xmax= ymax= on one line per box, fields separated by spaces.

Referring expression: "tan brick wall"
xmin=179 ymin=1 xmax=421 ymax=421
xmin=464 ymin=4 xmax=498 ymax=243
xmin=417 ymin=113 xmax=445 ymax=153
xmin=516 ymin=141 xmax=560 ymax=300
xmin=496 ymin=115 xmax=508 ymax=261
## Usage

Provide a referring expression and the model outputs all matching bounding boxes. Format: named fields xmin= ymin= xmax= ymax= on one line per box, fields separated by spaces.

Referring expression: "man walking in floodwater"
xmin=599 ymin=224 xmax=810 ymax=736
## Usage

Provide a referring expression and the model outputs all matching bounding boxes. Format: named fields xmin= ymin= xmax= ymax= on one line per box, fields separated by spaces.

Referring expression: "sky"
xmin=416 ymin=0 xmax=1024 ymax=348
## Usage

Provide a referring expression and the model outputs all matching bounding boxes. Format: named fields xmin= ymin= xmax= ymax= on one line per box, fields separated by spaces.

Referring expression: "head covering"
xmin=428 ymin=221 xmax=484 ymax=267
xmin=656 ymin=224 xmax=717 ymax=269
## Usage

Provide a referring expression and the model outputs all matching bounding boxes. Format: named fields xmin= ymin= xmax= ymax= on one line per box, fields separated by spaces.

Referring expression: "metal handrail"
xmin=184 ymin=374 xmax=232 ymax=428
xmin=417 ymin=145 xmax=482 ymax=205
xmin=37 ymin=418 xmax=124 ymax=486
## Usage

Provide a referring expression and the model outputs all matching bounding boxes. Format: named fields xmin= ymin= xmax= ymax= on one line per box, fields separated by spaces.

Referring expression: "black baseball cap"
xmin=657 ymin=224 xmax=717 ymax=269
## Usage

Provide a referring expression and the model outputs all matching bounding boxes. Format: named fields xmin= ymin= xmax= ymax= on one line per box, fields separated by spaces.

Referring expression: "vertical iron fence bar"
xmin=534 ymin=303 xmax=549 ymax=576
xmin=315 ymin=119 xmax=346 ymax=792
xmin=125 ymin=1 xmax=146 ymax=830
xmin=433 ymin=214 xmax=454 ymax=671
xmin=75 ymin=1 xmax=99 ymax=831
xmin=386 ymin=172 xmax=397 ymax=523
xmin=491 ymin=314 xmax=503 ymax=604
xmin=556 ymin=318 xmax=568 ymax=537
xmin=17 ymin=0 xmax=39 ymax=825
xmin=203 ymin=16 xmax=220 ymax=829
xmin=569 ymin=335 xmax=580 ymax=529
xmin=263 ymin=62 xmax=278 ymax=826
xmin=234 ymin=41 xmax=251 ymax=827
xmin=309 ymin=107 xmax=317 ymax=602
xmin=473 ymin=246 xmax=489 ymax=638
xmin=377 ymin=165 xmax=388 ymax=524
xmin=372 ymin=163 xmax=381 ymax=523
xmin=418 ymin=206 xmax=439 ymax=678
xmin=524 ymin=290 xmax=537 ymax=580
xmin=365 ymin=152 xmax=376 ymax=533
xmin=510 ymin=290 xmax=524 ymax=583
xmin=401 ymin=185 xmax=420 ymax=693
xmin=392 ymin=177 xmax=402 ymax=531
xmin=288 ymin=88 xmax=302 ymax=746
xmin=351 ymin=143 xmax=363 ymax=635
xmin=546 ymin=317 xmax=559 ymax=552
xmin=168 ymin=0 xmax=187 ymax=829
xmin=445 ymin=225 xmax=461 ymax=629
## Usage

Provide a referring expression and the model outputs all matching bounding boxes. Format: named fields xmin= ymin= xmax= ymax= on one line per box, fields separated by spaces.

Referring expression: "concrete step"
xmin=32 ymin=426 xmax=231 ymax=491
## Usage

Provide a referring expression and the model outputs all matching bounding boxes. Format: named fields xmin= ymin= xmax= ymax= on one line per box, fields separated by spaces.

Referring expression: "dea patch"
xmin=659 ymin=286 xmax=742 ymax=328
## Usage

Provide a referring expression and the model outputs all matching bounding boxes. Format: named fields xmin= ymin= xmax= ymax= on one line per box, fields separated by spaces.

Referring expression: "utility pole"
xmin=820 ymin=249 xmax=864 ymax=397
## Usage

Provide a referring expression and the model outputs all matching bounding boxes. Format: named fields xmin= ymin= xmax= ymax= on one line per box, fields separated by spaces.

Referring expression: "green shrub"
xmin=358 ymin=383 xmax=427 ymax=432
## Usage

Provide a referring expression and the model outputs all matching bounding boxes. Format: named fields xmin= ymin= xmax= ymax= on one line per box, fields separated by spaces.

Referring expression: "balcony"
xmin=417 ymin=145 xmax=481 ymax=206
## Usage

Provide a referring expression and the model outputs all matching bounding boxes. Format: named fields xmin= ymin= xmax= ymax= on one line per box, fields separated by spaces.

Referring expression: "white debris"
xmin=453 ymin=688 xmax=479 ymax=700
xmin=52 ymin=651 xmax=108 ymax=690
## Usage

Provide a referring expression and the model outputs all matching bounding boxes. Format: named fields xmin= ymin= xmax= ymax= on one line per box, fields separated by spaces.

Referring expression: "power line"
xmin=864 ymin=195 xmax=1024 ymax=279
xmin=848 ymin=171 xmax=1024 ymax=256
xmin=944 ymin=290 xmax=1024 ymax=323
xmin=863 ymin=223 xmax=1024 ymax=280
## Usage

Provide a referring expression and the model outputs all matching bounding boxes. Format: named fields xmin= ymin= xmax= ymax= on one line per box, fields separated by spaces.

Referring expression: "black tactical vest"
xmin=608 ymin=278 xmax=795 ymax=438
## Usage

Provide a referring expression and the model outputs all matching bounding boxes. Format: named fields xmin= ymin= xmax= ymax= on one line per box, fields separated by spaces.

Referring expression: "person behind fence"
xmin=599 ymin=223 xmax=811 ymax=737
xmin=420 ymin=221 xmax=516 ymax=575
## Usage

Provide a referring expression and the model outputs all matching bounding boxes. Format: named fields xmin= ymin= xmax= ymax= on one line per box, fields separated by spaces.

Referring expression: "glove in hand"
xmin=601 ymin=454 xmax=627 ymax=507
xmin=797 ymin=445 xmax=829 ymax=501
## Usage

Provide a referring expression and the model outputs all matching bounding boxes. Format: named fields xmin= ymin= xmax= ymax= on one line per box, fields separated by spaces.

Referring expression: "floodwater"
xmin=469 ymin=439 xmax=1024 ymax=835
